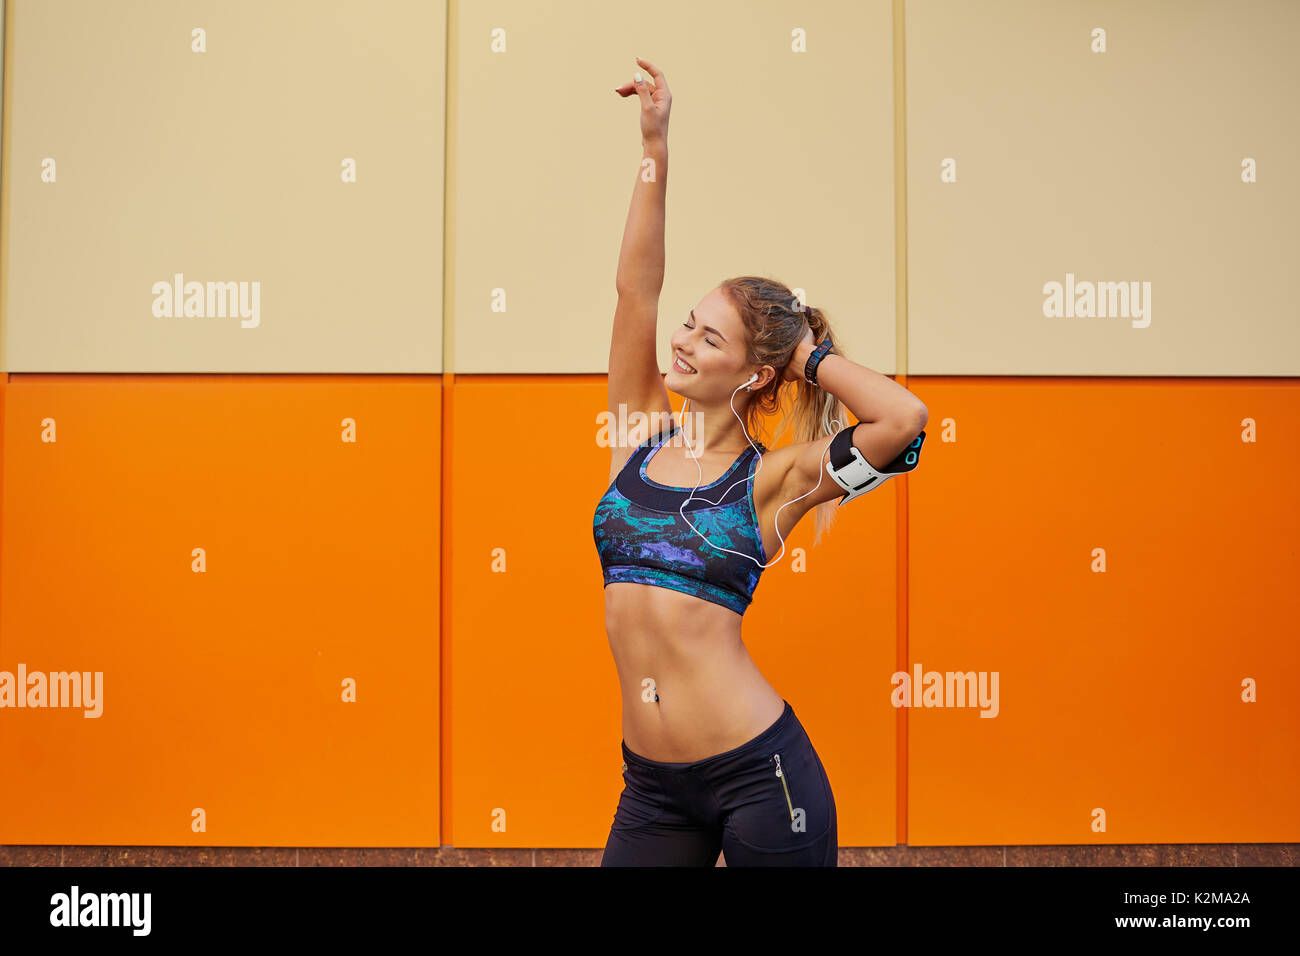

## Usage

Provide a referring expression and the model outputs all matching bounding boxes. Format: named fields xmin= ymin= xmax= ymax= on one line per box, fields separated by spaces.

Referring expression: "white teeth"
xmin=674 ymin=355 xmax=697 ymax=373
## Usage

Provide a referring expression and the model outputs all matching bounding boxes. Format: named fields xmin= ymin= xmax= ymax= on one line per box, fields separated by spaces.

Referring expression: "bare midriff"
xmin=604 ymin=581 xmax=786 ymax=763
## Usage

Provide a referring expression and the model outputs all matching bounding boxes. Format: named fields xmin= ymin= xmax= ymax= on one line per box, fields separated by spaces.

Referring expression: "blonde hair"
xmin=718 ymin=276 xmax=850 ymax=547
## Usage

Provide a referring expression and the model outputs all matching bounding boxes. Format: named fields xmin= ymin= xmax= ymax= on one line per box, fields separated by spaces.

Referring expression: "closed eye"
xmin=682 ymin=320 xmax=720 ymax=348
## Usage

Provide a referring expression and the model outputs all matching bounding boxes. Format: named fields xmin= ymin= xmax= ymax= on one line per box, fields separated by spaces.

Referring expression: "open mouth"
xmin=673 ymin=354 xmax=697 ymax=374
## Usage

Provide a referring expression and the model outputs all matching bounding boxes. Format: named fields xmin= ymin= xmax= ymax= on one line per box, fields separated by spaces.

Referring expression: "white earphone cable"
xmin=674 ymin=379 xmax=843 ymax=569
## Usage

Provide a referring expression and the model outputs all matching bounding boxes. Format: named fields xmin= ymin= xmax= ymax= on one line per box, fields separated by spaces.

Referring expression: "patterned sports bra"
xmin=593 ymin=419 xmax=768 ymax=616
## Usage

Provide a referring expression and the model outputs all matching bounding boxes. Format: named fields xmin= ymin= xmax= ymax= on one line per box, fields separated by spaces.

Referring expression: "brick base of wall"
xmin=2 ymin=845 xmax=1295 ymax=867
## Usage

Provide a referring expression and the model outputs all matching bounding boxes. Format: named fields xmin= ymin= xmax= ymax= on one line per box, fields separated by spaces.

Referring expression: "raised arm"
xmin=607 ymin=59 xmax=674 ymax=474
xmin=767 ymin=332 xmax=928 ymax=517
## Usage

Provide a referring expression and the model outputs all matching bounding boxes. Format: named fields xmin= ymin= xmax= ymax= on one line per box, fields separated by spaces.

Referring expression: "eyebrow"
xmin=690 ymin=310 xmax=728 ymax=344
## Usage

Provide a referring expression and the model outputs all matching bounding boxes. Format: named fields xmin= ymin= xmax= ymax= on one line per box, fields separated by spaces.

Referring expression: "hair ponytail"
xmin=785 ymin=304 xmax=850 ymax=546
xmin=719 ymin=279 xmax=851 ymax=547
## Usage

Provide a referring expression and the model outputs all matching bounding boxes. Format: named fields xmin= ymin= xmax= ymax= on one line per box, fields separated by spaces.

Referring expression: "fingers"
xmin=634 ymin=57 xmax=669 ymax=97
xmin=631 ymin=68 xmax=653 ymax=109
xmin=611 ymin=75 xmax=646 ymax=98
xmin=614 ymin=58 xmax=668 ymax=101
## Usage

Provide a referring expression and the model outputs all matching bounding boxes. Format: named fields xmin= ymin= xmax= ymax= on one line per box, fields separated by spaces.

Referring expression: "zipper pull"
xmin=773 ymin=753 xmax=796 ymax=822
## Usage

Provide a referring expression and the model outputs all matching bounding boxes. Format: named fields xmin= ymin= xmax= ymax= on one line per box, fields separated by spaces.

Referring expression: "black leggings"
xmin=601 ymin=700 xmax=837 ymax=866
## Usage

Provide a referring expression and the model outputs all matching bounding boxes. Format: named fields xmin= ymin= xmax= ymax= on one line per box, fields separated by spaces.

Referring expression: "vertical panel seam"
xmin=440 ymin=0 xmax=455 ymax=850
xmin=1 ymin=0 xmax=12 ymax=371
xmin=893 ymin=0 xmax=909 ymax=849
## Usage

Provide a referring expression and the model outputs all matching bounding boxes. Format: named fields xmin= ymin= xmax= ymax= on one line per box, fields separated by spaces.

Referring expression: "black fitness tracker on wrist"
xmin=804 ymin=340 xmax=835 ymax=386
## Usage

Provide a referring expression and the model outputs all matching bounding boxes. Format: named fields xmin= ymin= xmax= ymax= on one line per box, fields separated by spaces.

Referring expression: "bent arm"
xmin=778 ymin=346 xmax=928 ymax=510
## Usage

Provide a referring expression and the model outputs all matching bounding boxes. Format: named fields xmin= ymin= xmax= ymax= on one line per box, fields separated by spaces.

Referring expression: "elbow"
xmin=902 ymin=404 xmax=928 ymax=434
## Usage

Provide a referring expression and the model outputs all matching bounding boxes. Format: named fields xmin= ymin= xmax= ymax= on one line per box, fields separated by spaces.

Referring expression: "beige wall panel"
xmin=905 ymin=0 xmax=1300 ymax=374
xmin=3 ymin=0 xmax=445 ymax=372
xmin=453 ymin=0 xmax=895 ymax=373
xmin=1 ymin=1 xmax=7 ymax=372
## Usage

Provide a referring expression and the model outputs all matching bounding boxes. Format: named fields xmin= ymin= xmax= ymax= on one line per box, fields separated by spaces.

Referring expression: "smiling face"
xmin=667 ymin=287 xmax=760 ymax=398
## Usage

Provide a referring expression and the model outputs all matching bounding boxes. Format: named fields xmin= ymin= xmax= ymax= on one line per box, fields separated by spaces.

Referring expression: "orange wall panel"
xmin=0 ymin=376 xmax=441 ymax=846
xmin=447 ymin=378 xmax=898 ymax=848
xmin=905 ymin=379 xmax=1300 ymax=845
xmin=0 ymin=376 xmax=5 ymax=616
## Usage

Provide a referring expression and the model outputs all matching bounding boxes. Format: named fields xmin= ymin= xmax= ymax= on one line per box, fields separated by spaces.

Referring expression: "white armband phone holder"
xmin=826 ymin=423 xmax=926 ymax=506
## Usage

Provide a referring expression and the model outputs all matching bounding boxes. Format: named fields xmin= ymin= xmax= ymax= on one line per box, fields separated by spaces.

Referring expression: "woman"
xmin=596 ymin=58 xmax=928 ymax=866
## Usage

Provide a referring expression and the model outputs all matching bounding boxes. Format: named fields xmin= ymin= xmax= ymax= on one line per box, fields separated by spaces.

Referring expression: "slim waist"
xmin=621 ymin=700 xmax=796 ymax=773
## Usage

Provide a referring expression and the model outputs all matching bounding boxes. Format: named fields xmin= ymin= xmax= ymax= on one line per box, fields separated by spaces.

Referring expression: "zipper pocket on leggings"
xmin=772 ymin=753 xmax=795 ymax=822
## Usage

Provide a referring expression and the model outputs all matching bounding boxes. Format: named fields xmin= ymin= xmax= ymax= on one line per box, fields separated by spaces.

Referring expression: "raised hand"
xmin=613 ymin=56 xmax=672 ymax=146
